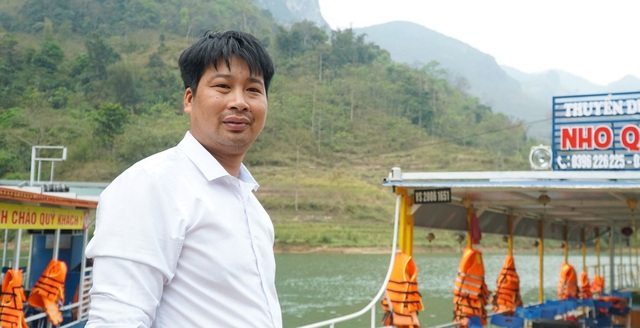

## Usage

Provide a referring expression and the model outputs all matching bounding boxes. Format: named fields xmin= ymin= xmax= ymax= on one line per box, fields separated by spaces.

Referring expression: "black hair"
xmin=178 ymin=30 xmax=275 ymax=95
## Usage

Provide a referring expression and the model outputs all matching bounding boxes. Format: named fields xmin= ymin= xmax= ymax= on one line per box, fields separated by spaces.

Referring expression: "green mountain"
xmin=354 ymin=21 xmax=550 ymax=141
xmin=0 ymin=0 xmax=538 ymax=248
xmin=259 ymin=1 xmax=640 ymax=143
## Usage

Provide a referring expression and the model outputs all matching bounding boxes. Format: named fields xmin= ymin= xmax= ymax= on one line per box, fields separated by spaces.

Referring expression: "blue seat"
xmin=583 ymin=316 xmax=611 ymax=328
xmin=545 ymin=299 xmax=578 ymax=316
xmin=578 ymin=298 xmax=596 ymax=317
xmin=468 ymin=316 xmax=483 ymax=328
xmin=490 ymin=313 xmax=524 ymax=327
xmin=579 ymin=298 xmax=595 ymax=307
xmin=602 ymin=292 xmax=631 ymax=319
xmin=593 ymin=300 xmax=613 ymax=317
xmin=564 ymin=298 xmax=578 ymax=311
xmin=548 ymin=302 xmax=568 ymax=316
xmin=544 ymin=298 xmax=579 ymax=319
xmin=608 ymin=305 xmax=630 ymax=316
xmin=516 ymin=306 xmax=542 ymax=320
xmin=539 ymin=305 xmax=559 ymax=319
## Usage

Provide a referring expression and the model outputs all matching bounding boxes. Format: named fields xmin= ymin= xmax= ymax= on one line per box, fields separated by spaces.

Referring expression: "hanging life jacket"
xmin=453 ymin=247 xmax=490 ymax=327
xmin=579 ymin=271 xmax=592 ymax=299
xmin=591 ymin=275 xmax=605 ymax=296
xmin=491 ymin=255 xmax=522 ymax=314
xmin=557 ymin=262 xmax=578 ymax=300
xmin=28 ymin=259 xmax=67 ymax=326
xmin=381 ymin=251 xmax=424 ymax=328
xmin=598 ymin=295 xmax=627 ymax=314
xmin=0 ymin=269 xmax=28 ymax=328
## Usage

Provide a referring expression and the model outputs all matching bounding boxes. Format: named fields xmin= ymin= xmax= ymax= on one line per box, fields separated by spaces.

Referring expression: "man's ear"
xmin=183 ymin=88 xmax=193 ymax=114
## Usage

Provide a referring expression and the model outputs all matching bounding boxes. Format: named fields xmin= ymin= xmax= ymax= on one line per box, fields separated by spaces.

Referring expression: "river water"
xmin=276 ymin=250 xmax=632 ymax=328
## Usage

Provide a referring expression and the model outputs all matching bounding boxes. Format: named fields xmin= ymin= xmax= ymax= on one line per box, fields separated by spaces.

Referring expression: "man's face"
xmin=184 ymin=56 xmax=268 ymax=159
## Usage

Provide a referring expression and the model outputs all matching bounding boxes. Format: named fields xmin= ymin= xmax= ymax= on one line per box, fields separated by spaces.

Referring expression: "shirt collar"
xmin=178 ymin=131 xmax=259 ymax=191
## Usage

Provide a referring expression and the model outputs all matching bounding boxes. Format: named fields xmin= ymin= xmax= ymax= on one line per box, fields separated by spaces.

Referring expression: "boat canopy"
xmin=382 ymin=168 xmax=640 ymax=243
xmin=0 ymin=186 xmax=98 ymax=209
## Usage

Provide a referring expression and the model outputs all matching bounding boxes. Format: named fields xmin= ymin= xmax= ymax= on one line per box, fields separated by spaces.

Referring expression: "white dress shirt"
xmin=85 ymin=131 xmax=282 ymax=328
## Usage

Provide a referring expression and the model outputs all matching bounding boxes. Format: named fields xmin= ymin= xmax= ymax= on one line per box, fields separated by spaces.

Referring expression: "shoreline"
xmin=274 ymin=244 xmax=541 ymax=254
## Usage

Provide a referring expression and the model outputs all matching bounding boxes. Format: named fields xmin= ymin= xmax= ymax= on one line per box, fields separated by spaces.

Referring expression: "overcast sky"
xmin=318 ymin=0 xmax=639 ymax=86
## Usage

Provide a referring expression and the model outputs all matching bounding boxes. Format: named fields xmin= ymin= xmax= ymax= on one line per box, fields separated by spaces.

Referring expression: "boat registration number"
xmin=414 ymin=188 xmax=451 ymax=204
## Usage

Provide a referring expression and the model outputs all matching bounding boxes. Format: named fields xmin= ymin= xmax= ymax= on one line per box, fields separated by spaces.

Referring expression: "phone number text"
xmin=555 ymin=153 xmax=640 ymax=169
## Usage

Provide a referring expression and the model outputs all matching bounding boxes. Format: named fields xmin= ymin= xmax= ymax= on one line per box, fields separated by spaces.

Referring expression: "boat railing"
xmin=430 ymin=322 xmax=463 ymax=328
xmin=77 ymin=265 xmax=93 ymax=322
xmin=1 ymin=226 xmax=93 ymax=328
xmin=297 ymin=195 xmax=402 ymax=328
xmin=588 ymin=263 xmax=640 ymax=290
xmin=297 ymin=261 xmax=640 ymax=328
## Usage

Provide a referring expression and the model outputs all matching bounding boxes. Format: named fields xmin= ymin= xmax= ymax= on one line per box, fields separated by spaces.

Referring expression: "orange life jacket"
xmin=491 ymin=255 xmax=522 ymax=314
xmin=381 ymin=251 xmax=424 ymax=328
xmin=591 ymin=275 xmax=604 ymax=296
xmin=28 ymin=259 xmax=67 ymax=326
xmin=0 ymin=269 xmax=28 ymax=328
xmin=454 ymin=295 xmax=487 ymax=318
xmin=453 ymin=247 xmax=490 ymax=327
xmin=579 ymin=271 xmax=592 ymax=299
xmin=598 ymin=295 xmax=627 ymax=313
xmin=557 ymin=262 xmax=578 ymax=300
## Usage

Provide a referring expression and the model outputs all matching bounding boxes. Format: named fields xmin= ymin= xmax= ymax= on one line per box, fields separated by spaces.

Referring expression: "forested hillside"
xmin=0 ymin=0 xmax=540 ymax=248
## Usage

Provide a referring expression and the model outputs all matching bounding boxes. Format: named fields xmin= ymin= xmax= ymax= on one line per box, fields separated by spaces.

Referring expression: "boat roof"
xmin=0 ymin=186 xmax=98 ymax=209
xmin=382 ymin=168 xmax=640 ymax=243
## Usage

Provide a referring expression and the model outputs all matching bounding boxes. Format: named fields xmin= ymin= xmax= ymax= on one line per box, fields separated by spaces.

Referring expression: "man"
xmin=85 ymin=30 xmax=282 ymax=328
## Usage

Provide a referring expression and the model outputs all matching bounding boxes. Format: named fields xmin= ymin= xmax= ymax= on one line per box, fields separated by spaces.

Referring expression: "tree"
xmin=106 ymin=63 xmax=140 ymax=109
xmin=275 ymin=21 xmax=327 ymax=59
xmin=93 ymin=103 xmax=129 ymax=150
xmin=329 ymin=28 xmax=383 ymax=68
xmin=33 ymin=41 xmax=64 ymax=72
xmin=0 ymin=35 xmax=21 ymax=108
xmin=421 ymin=61 xmax=453 ymax=137
xmin=85 ymin=34 xmax=121 ymax=80
xmin=179 ymin=8 xmax=190 ymax=38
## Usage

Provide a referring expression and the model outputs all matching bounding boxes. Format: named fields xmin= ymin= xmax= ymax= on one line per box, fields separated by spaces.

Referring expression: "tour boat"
xmin=300 ymin=91 xmax=640 ymax=328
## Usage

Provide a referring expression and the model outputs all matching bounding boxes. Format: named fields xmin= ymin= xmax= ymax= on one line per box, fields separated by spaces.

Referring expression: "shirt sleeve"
xmin=86 ymin=257 xmax=164 ymax=328
xmin=85 ymin=166 xmax=187 ymax=327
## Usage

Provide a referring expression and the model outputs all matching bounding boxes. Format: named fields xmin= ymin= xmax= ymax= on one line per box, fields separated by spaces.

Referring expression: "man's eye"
xmin=214 ymin=84 xmax=230 ymax=89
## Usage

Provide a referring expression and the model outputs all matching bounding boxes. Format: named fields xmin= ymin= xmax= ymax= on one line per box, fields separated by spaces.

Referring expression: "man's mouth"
xmin=223 ymin=117 xmax=251 ymax=130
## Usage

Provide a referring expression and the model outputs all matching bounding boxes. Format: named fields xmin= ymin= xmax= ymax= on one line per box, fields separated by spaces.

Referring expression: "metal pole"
xmin=50 ymin=162 xmax=55 ymax=182
xmin=537 ymin=194 xmax=550 ymax=303
xmin=563 ymin=225 xmax=569 ymax=263
xmin=2 ymin=229 xmax=8 ymax=268
xmin=29 ymin=146 xmax=36 ymax=186
xmin=13 ymin=229 xmax=22 ymax=270
xmin=370 ymin=307 xmax=375 ymax=328
xmin=507 ymin=214 xmax=513 ymax=257
xmin=37 ymin=160 xmax=42 ymax=184
xmin=53 ymin=229 xmax=60 ymax=260
xmin=539 ymin=219 xmax=544 ymax=303
xmin=609 ymin=226 xmax=616 ymax=292
xmin=595 ymin=228 xmax=601 ymax=276
xmin=463 ymin=198 xmax=472 ymax=250
xmin=582 ymin=227 xmax=587 ymax=273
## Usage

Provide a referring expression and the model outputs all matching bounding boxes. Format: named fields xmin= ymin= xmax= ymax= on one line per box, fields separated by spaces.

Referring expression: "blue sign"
xmin=552 ymin=91 xmax=640 ymax=170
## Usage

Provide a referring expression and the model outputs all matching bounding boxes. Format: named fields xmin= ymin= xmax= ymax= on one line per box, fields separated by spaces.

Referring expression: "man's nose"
xmin=229 ymin=88 xmax=249 ymax=111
